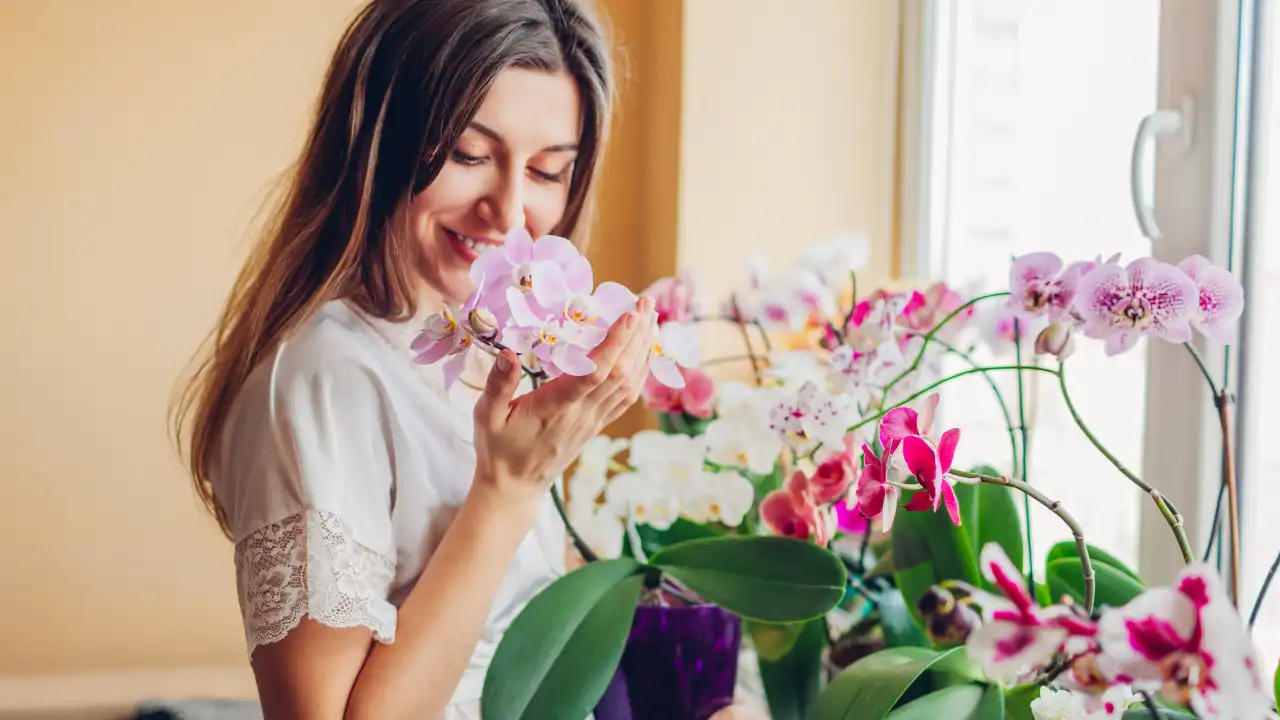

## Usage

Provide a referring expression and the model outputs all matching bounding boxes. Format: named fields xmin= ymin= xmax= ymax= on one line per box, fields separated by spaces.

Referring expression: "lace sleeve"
xmin=234 ymin=509 xmax=397 ymax=655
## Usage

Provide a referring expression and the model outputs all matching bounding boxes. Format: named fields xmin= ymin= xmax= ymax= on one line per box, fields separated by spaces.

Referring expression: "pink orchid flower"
xmin=641 ymin=271 xmax=700 ymax=326
xmin=1009 ymin=251 xmax=1098 ymax=323
xmin=411 ymin=291 xmax=483 ymax=389
xmin=649 ymin=321 xmax=701 ymax=388
xmin=1176 ymin=254 xmax=1245 ymax=344
xmin=807 ymin=435 xmax=857 ymax=504
xmin=1096 ymin=564 xmax=1270 ymax=719
xmin=641 ymin=365 xmax=715 ymax=418
xmin=502 ymin=279 xmax=607 ymax=378
xmin=834 ymin=501 xmax=869 ymax=535
xmin=878 ymin=392 xmax=940 ymax=453
xmin=1073 ymin=257 xmax=1198 ymax=356
xmin=760 ymin=471 xmax=835 ymax=545
xmin=469 ymin=227 xmax=593 ymax=324
xmin=966 ymin=544 xmax=1098 ymax=684
xmin=851 ymin=442 xmax=898 ymax=532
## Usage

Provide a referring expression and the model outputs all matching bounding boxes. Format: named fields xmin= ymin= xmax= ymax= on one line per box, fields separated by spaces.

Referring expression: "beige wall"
xmin=0 ymin=0 xmax=896 ymax=712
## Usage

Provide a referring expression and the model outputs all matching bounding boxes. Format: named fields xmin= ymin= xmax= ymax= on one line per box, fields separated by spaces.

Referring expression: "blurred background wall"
xmin=0 ymin=0 xmax=898 ymax=714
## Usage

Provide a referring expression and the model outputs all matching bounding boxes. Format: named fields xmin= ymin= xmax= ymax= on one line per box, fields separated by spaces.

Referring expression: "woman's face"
xmin=408 ymin=67 xmax=583 ymax=305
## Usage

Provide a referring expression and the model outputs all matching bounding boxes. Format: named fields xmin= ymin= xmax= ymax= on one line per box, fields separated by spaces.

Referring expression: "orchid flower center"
xmin=513 ymin=263 xmax=534 ymax=292
xmin=564 ymin=297 xmax=597 ymax=324
xmin=539 ymin=327 xmax=560 ymax=345
xmin=1023 ymin=280 xmax=1057 ymax=311
xmin=1158 ymin=652 xmax=1210 ymax=705
xmin=1068 ymin=654 xmax=1110 ymax=694
xmin=1114 ymin=295 xmax=1153 ymax=329
xmin=424 ymin=307 xmax=459 ymax=340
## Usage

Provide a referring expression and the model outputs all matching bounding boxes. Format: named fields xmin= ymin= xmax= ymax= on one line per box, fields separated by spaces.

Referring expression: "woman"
xmin=173 ymin=1 xmax=657 ymax=716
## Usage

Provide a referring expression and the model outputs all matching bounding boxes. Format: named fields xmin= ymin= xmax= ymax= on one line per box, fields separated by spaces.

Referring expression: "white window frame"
xmin=899 ymin=0 xmax=1247 ymax=585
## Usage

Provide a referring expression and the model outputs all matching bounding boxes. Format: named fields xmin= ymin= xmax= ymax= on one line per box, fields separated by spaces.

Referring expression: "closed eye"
xmin=451 ymin=150 xmax=486 ymax=166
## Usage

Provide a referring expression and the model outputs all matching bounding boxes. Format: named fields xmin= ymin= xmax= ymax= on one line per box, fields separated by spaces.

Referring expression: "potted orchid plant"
xmin=412 ymin=227 xmax=1278 ymax=719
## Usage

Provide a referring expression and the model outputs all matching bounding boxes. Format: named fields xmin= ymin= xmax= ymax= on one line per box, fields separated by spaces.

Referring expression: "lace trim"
xmin=234 ymin=509 xmax=397 ymax=654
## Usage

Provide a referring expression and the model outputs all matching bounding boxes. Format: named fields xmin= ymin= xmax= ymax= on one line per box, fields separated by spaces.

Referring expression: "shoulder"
xmin=213 ymin=301 xmax=400 ymax=540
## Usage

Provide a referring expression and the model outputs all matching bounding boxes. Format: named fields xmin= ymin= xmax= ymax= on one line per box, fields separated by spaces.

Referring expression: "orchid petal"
xmin=918 ymin=393 xmax=940 ymax=436
xmin=554 ymin=345 xmax=597 ymax=376
xmin=412 ymin=336 xmax=458 ymax=365
xmin=506 ymin=226 xmax=535 ymax=262
xmin=592 ymin=281 xmax=638 ymax=325
xmin=901 ymin=434 xmax=941 ymax=493
xmin=878 ymin=406 xmax=921 ymax=452
xmin=575 ymin=323 xmax=608 ymax=350
xmin=881 ymin=486 xmax=899 ymax=531
xmin=659 ymin=322 xmax=702 ymax=366
xmin=1074 ymin=262 xmax=1130 ymax=325
xmin=650 ymin=356 xmax=686 ymax=388
xmin=507 ymin=286 xmax=544 ymax=328
xmin=530 ymin=233 xmax=579 ymax=265
xmin=530 ymin=260 xmax=571 ymax=310
xmin=937 ymin=427 xmax=961 ymax=472
xmin=903 ymin=492 xmax=931 ymax=512
xmin=441 ymin=351 xmax=467 ymax=390
xmin=941 ymin=481 xmax=961 ymax=526
xmin=980 ymin=543 xmax=1032 ymax=612
xmin=470 ymin=248 xmax=512 ymax=290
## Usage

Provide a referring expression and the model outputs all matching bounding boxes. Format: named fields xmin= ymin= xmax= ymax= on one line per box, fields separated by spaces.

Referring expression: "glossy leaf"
xmin=884 ymin=683 xmax=1003 ymax=720
xmin=811 ymin=647 xmax=969 ymax=720
xmin=1046 ymin=557 xmax=1146 ymax=610
xmin=1003 ymin=683 xmax=1040 ymax=720
xmin=757 ymin=618 xmax=827 ymax=720
xmin=892 ymin=491 xmax=981 ymax=587
xmin=1045 ymin=540 xmax=1142 ymax=582
xmin=651 ymin=536 xmax=847 ymax=622
xmin=1121 ymin=709 xmax=1197 ymax=719
xmin=481 ymin=559 xmax=644 ymax=720
xmin=892 ymin=562 xmax=937 ymax=632
xmin=657 ymin=411 xmax=711 ymax=437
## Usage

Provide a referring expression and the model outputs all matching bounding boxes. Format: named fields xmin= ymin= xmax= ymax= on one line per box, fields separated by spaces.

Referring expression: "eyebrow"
xmin=468 ymin=121 xmax=578 ymax=153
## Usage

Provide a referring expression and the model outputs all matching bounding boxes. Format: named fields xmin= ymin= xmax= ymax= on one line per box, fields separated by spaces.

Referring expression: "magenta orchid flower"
xmin=877 ymin=393 xmax=962 ymax=525
xmin=1073 ymin=257 xmax=1198 ymax=356
xmin=641 ymin=271 xmax=701 ymax=325
xmin=1096 ymin=564 xmax=1270 ymax=719
xmin=851 ymin=442 xmax=899 ymax=532
xmin=1176 ymin=254 xmax=1245 ymax=344
xmin=966 ymin=544 xmax=1098 ymax=684
xmin=649 ymin=321 xmax=701 ymax=388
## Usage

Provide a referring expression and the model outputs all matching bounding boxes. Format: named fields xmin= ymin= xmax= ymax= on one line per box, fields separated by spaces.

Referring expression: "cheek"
xmin=409 ymin=165 xmax=487 ymax=233
xmin=524 ymin=183 xmax=572 ymax=236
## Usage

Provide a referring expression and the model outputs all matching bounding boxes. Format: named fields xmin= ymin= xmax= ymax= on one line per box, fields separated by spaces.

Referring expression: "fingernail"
xmin=624 ymin=313 xmax=636 ymax=329
xmin=496 ymin=353 xmax=511 ymax=372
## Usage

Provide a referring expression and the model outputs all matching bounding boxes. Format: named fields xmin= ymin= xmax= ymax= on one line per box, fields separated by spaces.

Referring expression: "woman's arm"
xmin=250 ymin=480 xmax=539 ymax=719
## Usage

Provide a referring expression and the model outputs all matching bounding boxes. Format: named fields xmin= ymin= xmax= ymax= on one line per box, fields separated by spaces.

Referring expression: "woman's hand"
xmin=471 ymin=297 xmax=656 ymax=507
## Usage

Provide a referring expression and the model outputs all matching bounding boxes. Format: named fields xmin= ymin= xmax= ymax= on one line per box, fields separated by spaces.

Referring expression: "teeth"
xmin=457 ymin=233 xmax=498 ymax=255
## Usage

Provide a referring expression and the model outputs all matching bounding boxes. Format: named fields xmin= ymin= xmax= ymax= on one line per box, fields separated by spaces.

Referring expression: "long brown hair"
xmin=172 ymin=0 xmax=615 ymax=537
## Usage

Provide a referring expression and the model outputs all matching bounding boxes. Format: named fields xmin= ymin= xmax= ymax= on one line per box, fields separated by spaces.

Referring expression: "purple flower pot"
xmin=593 ymin=603 xmax=742 ymax=720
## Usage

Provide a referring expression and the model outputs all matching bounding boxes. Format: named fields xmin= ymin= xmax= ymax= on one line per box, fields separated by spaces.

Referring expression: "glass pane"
xmin=929 ymin=0 xmax=1160 ymax=572
xmin=1240 ymin=0 xmax=1280 ymax=682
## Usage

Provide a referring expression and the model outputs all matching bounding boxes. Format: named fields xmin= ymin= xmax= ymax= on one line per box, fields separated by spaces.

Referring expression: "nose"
xmin=477 ymin=170 xmax=526 ymax=234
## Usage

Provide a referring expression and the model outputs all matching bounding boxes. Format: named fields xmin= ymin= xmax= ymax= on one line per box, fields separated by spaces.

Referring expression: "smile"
xmin=445 ymin=228 xmax=503 ymax=257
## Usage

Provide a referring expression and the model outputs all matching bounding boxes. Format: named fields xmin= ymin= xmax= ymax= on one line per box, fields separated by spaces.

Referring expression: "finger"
xmin=474 ymin=349 xmax=521 ymax=430
xmin=555 ymin=309 xmax=639 ymax=402
xmin=585 ymin=304 xmax=653 ymax=409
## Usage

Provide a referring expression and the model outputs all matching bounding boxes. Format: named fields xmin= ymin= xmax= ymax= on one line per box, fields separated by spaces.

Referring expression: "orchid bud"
xmin=421 ymin=308 xmax=458 ymax=341
xmin=468 ymin=307 xmax=499 ymax=339
xmin=917 ymin=583 xmax=982 ymax=646
xmin=1034 ymin=321 xmax=1076 ymax=361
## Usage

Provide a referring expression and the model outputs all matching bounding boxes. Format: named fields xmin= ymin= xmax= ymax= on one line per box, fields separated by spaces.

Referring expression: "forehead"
xmin=470 ymin=67 xmax=582 ymax=149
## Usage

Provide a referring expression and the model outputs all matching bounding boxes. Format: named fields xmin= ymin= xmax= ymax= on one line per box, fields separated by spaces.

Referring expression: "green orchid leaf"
xmin=651 ymin=536 xmax=847 ymax=622
xmin=892 ymin=492 xmax=981 ymax=587
xmin=627 ymin=517 xmax=722 ymax=559
xmin=954 ymin=475 xmax=1025 ymax=576
xmin=1045 ymin=540 xmax=1142 ymax=582
xmin=884 ymin=683 xmax=1003 ymax=720
xmin=1046 ymin=557 xmax=1146 ymax=611
xmin=810 ymin=647 xmax=971 ymax=720
xmin=746 ymin=619 xmax=805 ymax=662
xmin=481 ymin=559 xmax=644 ymax=720
xmin=757 ymin=618 xmax=827 ymax=720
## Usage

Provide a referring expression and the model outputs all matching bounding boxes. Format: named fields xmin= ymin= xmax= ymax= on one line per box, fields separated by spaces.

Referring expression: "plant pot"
xmin=593 ymin=603 xmax=742 ymax=720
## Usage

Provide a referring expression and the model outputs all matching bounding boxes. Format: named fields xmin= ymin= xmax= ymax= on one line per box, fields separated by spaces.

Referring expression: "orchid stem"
xmin=1218 ymin=387 xmax=1241 ymax=606
xmin=931 ymin=338 xmax=1020 ymax=479
xmin=728 ymin=298 xmax=765 ymax=386
xmin=952 ymin=468 xmax=1094 ymax=615
xmin=1183 ymin=342 xmax=1220 ymax=397
xmin=701 ymin=352 xmax=773 ymax=369
xmin=847 ymin=364 xmax=1058 ymax=436
xmin=1057 ymin=362 xmax=1194 ymax=564
xmin=1013 ymin=319 xmax=1036 ymax=601
xmin=1138 ymin=691 xmax=1162 ymax=720
xmin=1248 ymin=544 xmax=1280 ymax=628
xmin=877 ymin=291 xmax=1011 ymax=401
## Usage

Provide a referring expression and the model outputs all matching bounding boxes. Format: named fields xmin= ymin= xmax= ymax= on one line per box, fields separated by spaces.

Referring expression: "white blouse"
xmin=212 ymin=299 xmax=567 ymax=718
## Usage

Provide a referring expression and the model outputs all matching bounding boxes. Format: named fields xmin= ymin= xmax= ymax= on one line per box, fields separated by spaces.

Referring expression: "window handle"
xmin=1130 ymin=96 xmax=1194 ymax=241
